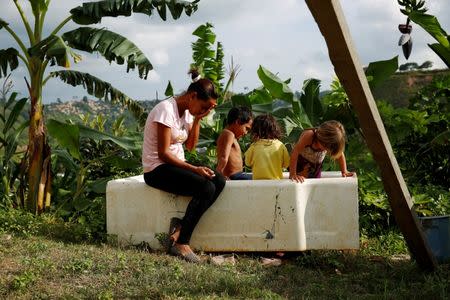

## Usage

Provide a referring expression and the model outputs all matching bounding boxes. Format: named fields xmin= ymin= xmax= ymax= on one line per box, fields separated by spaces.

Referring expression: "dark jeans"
xmin=229 ymin=172 xmax=252 ymax=180
xmin=144 ymin=164 xmax=226 ymax=244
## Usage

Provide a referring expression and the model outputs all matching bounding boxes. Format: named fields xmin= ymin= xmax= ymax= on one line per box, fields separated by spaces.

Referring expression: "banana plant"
xmin=0 ymin=77 xmax=29 ymax=208
xmin=190 ymin=23 xmax=228 ymax=102
xmin=398 ymin=0 xmax=450 ymax=67
xmin=47 ymin=117 xmax=141 ymax=215
xmin=0 ymin=0 xmax=199 ymax=214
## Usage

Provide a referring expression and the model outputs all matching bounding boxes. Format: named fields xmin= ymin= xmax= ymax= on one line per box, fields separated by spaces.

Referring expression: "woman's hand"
xmin=341 ymin=170 xmax=354 ymax=178
xmin=290 ymin=173 xmax=305 ymax=183
xmin=194 ymin=104 xmax=216 ymax=120
xmin=194 ymin=166 xmax=216 ymax=179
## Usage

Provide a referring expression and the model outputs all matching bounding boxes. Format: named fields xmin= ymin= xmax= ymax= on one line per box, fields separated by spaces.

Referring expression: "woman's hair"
xmin=250 ymin=114 xmax=282 ymax=141
xmin=315 ymin=120 xmax=346 ymax=158
xmin=187 ymin=69 xmax=219 ymax=101
xmin=226 ymin=106 xmax=253 ymax=126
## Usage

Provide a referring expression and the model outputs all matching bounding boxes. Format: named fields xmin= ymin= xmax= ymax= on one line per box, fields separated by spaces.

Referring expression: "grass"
xmin=0 ymin=211 xmax=449 ymax=299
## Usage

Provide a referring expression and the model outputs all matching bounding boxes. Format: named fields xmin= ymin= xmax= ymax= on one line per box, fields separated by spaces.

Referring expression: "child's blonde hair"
xmin=315 ymin=120 xmax=346 ymax=158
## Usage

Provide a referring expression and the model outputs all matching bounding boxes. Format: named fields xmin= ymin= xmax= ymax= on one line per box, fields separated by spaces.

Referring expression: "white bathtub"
xmin=106 ymin=171 xmax=359 ymax=251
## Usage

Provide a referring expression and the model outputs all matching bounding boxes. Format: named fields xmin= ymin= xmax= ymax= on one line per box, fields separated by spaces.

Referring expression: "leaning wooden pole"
xmin=305 ymin=0 xmax=437 ymax=270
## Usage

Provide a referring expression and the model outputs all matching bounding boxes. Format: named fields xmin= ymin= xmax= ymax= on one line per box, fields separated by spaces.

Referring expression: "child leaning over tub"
xmin=216 ymin=106 xmax=253 ymax=180
xmin=289 ymin=120 xmax=354 ymax=183
xmin=244 ymin=114 xmax=290 ymax=180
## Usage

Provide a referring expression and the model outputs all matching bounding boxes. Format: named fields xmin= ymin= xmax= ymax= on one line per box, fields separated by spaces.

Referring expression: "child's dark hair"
xmin=251 ymin=114 xmax=282 ymax=141
xmin=187 ymin=69 xmax=219 ymax=101
xmin=226 ymin=106 xmax=253 ymax=126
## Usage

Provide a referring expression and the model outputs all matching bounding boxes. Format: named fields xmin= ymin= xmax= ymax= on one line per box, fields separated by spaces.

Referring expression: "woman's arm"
xmin=184 ymin=117 xmax=201 ymax=151
xmin=185 ymin=106 xmax=215 ymax=151
xmin=289 ymin=130 xmax=313 ymax=182
xmin=157 ymin=123 xmax=214 ymax=178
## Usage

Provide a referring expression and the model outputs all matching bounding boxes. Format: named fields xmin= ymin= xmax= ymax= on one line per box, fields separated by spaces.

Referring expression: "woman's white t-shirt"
xmin=142 ymin=97 xmax=193 ymax=172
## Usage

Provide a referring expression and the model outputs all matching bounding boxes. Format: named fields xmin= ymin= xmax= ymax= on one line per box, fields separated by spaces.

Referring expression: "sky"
xmin=1 ymin=0 xmax=449 ymax=103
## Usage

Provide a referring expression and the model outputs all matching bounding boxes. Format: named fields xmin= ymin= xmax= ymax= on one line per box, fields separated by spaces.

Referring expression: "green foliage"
xmin=12 ymin=271 xmax=36 ymax=291
xmin=28 ymin=35 xmax=80 ymax=68
xmin=409 ymin=11 xmax=449 ymax=48
xmin=365 ymin=56 xmax=399 ymax=89
xmin=0 ymin=208 xmax=42 ymax=237
xmin=47 ymin=114 xmax=141 ymax=240
xmin=411 ymin=185 xmax=450 ymax=216
xmin=191 ymin=23 xmax=225 ymax=94
xmin=1 ymin=0 xmax=200 ymax=212
xmin=0 ymin=80 xmax=28 ymax=208
xmin=62 ymin=27 xmax=152 ymax=79
xmin=379 ymin=75 xmax=449 ymax=187
xmin=398 ymin=0 xmax=427 ymax=16
xmin=0 ymin=48 xmax=19 ymax=78
xmin=164 ymin=80 xmax=174 ymax=97
xmin=0 ymin=207 xmax=105 ymax=242
xmin=398 ymin=0 xmax=450 ymax=67
xmin=3 ymin=232 xmax=450 ymax=299
xmin=70 ymin=0 xmax=199 ymax=25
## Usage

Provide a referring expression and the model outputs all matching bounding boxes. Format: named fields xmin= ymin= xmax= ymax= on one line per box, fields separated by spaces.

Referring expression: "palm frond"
xmin=62 ymin=27 xmax=152 ymax=79
xmin=0 ymin=48 xmax=20 ymax=78
xmin=70 ymin=0 xmax=200 ymax=25
xmin=51 ymin=70 xmax=147 ymax=125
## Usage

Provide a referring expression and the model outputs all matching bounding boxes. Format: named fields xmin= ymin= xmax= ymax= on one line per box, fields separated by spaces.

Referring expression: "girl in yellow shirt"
xmin=244 ymin=114 xmax=290 ymax=179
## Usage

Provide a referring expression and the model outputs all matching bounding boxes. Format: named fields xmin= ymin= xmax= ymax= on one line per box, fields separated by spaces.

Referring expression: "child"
xmin=216 ymin=106 xmax=253 ymax=180
xmin=244 ymin=114 xmax=290 ymax=180
xmin=289 ymin=120 xmax=354 ymax=183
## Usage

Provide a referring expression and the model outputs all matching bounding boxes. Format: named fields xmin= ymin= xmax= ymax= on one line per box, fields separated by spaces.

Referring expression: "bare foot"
xmin=170 ymin=226 xmax=181 ymax=244
xmin=173 ymin=243 xmax=194 ymax=256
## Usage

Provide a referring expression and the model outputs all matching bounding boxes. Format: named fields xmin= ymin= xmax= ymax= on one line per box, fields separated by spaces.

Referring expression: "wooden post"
xmin=305 ymin=0 xmax=437 ymax=270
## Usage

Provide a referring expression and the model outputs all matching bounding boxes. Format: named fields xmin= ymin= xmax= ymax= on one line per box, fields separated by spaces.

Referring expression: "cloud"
xmin=1 ymin=0 xmax=449 ymax=102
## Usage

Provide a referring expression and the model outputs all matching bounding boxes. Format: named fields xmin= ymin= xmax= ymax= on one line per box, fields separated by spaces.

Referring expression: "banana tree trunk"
xmin=26 ymin=59 xmax=51 ymax=214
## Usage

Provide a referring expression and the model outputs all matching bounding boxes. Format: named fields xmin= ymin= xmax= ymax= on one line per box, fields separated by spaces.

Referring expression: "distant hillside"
xmin=43 ymin=69 xmax=449 ymax=125
xmin=372 ymin=69 xmax=450 ymax=107
xmin=44 ymin=99 xmax=159 ymax=128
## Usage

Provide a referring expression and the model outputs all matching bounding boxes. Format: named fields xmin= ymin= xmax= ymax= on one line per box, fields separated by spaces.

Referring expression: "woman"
xmin=142 ymin=70 xmax=225 ymax=263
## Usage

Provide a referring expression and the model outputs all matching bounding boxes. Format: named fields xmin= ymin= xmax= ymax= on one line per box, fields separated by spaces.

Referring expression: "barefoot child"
xmin=244 ymin=114 xmax=290 ymax=180
xmin=289 ymin=120 xmax=353 ymax=183
xmin=216 ymin=106 xmax=253 ymax=180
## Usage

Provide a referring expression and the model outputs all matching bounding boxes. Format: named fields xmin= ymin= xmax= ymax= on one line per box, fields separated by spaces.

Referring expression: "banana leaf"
xmin=409 ymin=11 xmax=449 ymax=48
xmin=299 ymin=78 xmax=322 ymax=126
xmin=70 ymin=0 xmax=199 ymax=25
xmin=47 ymin=119 xmax=81 ymax=160
xmin=0 ymin=48 xmax=20 ymax=78
xmin=428 ymin=43 xmax=450 ymax=68
xmin=28 ymin=35 xmax=80 ymax=68
xmin=62 ymin=27 xmax=152 ymax=79
xmin=365 ymin=56 xmax=399 ymax=90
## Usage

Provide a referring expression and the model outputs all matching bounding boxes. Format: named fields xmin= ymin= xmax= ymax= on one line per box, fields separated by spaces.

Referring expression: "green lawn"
xmin=1 ymin=230 xmax=449 ymax=299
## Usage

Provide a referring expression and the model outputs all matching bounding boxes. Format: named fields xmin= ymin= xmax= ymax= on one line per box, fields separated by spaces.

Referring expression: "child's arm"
xmin=244 ymin=144 xmax=254 ymax=168
xmin=282 ymin=143 xmax=290 ymax=169
xmin=289 ymin=130 xmax=314 ymax=183
xmin=337 ymin=152 xmax=354 ymax=177
xmin=216 ymin=130 xmax=234 ymax=175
